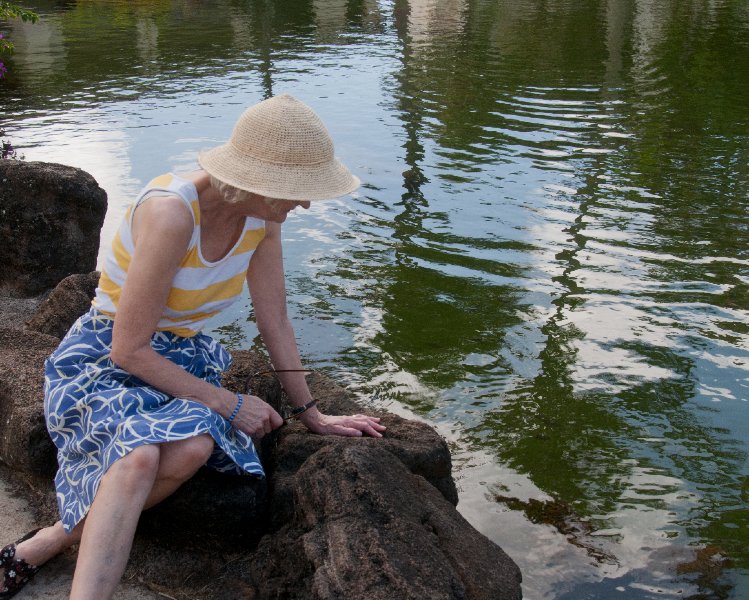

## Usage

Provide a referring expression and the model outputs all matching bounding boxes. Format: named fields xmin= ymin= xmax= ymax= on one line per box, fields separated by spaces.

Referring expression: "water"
xmin=2 ymin=1 xmax=748 ymax=598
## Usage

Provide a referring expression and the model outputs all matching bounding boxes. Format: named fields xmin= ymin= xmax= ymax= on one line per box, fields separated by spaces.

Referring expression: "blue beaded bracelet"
xmin=228 ymin=393 xmax=243 ymax=424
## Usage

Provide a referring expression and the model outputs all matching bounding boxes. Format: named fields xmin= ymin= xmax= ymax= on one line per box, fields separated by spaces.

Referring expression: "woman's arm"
xmin=110 ymin=196 xmax=282 ymax=437
xmin=247 ymin=221 xmax=385 ymax=438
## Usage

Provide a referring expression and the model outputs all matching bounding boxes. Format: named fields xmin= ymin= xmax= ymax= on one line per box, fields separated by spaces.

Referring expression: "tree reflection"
xmin=379 ymin=0 xmax=748 ymax=594
xmin=367 ymin=0 xmax=527 ymax=395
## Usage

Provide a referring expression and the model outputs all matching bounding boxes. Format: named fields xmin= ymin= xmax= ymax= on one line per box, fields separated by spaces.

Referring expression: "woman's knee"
xmin=160 ymin=435 xmax=214 ymax=480
xmin=181 ymin=434 xmax=214 ymax=466
xmin=108 ymin=444 xmax=161 ymax=482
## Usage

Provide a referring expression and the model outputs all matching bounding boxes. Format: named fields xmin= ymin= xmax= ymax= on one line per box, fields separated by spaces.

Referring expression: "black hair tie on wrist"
xmin=284 ymin=397 xmax=318 ymax=421
xmin=244 ymin=368 xmax=317 ymax=423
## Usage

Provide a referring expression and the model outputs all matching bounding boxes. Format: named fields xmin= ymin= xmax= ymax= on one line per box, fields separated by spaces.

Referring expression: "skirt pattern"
xmin=44 ymin=308 xmax=263 ymax=533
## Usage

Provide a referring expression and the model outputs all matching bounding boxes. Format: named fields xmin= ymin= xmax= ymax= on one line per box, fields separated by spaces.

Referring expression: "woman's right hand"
xmin=223 ymin=393 xmax=284 ymax=438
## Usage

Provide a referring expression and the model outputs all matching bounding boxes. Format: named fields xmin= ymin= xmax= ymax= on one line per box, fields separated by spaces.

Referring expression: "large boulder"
xmin=278 ymin=372 xmax=458 ymax=505
xmin=249 ymin=444 xmax=522 ymax=600
xmin=0 ymin=161 xmax=106 ymax=297
xmin=140 ymin=353 xmax=457 ymax=550
xmin=264 ymin=374 xmax=459 ymax=534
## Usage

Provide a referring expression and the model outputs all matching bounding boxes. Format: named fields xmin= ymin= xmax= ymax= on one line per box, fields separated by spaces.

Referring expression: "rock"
xmin=249 ymin=444 xmax=522 ymax=600
xmin=266 ymin=417 xmax=458 ymax=532
xmin=141 ymin=353 xmax=458 ymax=552
xmin=25 ymin=271 xmax=100 ymax=338
xmin=0 ymin=161 xmax=106 ymax=297
xmin=311 ymin=373 xmax=458 ymax=504
xmin=0 ymin=293 xmax=43 ymax=331
xmin=0 ymin=327 xmax=60 ymax=478
xmin=138 ymin=467 xmax=269 ymax=549
xmin=260 ymin=370 xmax=458 ymax=532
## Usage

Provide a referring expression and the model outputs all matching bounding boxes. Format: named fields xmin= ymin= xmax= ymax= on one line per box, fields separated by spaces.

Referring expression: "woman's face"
xmin=260 ymin=197 xmax=311 ymax=223
xmin=235 ymin=192 xmax=310 ymax=223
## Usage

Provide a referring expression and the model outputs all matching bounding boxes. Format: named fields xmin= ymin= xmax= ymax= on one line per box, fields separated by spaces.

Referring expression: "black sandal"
xmin=0 ymin=529 xmax=42 ymax=599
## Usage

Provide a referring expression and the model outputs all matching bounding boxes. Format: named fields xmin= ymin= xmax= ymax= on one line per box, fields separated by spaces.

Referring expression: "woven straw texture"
xmin=199 ymin=94 xmax=360 ymax=201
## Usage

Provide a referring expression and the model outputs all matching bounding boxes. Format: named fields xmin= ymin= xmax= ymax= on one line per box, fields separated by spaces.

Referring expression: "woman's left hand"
xmin=300 ymin=410 xmax=386 ymax=438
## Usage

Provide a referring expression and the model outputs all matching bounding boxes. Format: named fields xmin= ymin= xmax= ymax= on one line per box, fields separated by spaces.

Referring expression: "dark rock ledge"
xmin=0 ymin=161 xmax=522 ymax=599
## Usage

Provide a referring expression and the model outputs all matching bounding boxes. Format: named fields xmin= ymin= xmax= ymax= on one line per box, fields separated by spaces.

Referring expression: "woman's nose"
xmin=298 ymin=201 xmax=311 ymax=209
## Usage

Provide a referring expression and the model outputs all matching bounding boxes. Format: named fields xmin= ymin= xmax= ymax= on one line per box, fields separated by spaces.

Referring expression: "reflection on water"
xmin=2 ymin=0 xmax=749 ymax=597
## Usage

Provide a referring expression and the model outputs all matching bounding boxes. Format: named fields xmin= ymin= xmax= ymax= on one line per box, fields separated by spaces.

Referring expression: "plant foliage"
xmin=0 ymin=2 xmax=40 ymax=78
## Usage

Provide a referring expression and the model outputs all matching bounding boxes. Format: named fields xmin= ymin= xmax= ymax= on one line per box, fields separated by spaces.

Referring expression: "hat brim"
xmin=198 ymin=143 xmax=360 ymax=201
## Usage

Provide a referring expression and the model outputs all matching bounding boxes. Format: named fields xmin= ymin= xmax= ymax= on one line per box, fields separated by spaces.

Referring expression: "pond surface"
xmin=2 ymin=0 xmax=749 ymax=598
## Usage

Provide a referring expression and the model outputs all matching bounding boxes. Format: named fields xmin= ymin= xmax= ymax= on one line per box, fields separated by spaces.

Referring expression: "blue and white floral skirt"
xmin=44 ymin=308 xmax=264 ymax=533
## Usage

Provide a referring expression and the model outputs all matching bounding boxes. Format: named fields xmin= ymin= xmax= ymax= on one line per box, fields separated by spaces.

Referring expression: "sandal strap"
xmin=0 ymin=528 xmax=40 ymax=568
xmin=0 ymin=529 xmax=42 ymax=598
xmin=1 ymin=557 xmax=40 ymax=598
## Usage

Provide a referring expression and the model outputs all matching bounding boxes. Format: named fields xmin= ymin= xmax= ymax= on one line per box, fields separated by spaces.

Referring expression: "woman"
xmin=0 ymin=94 xmax=385 ymax=599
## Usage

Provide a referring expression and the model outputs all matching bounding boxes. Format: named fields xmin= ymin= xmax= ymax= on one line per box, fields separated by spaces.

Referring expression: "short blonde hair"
xmin=209 ymin=175 xmax=255 ymax=204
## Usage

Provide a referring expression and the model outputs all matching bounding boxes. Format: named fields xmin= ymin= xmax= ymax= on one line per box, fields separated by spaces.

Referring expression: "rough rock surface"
xmin=270 ymin=371 xmax=458 ymax=508
xmin=0 ymin=161 xmax=106 ymax=297
xmin=0 ymin=327 xmax=60 ymax=478
xmin=0 ymin=293 xmax=43 ymax=330
xmin=249 ymin=444 xmax=522 ymax=600
xmin=25 ymin=271 xmax=100 ymax=337
xmin=264 ymin=404 xmax=458 ymax=535
xmin=142 ymin=353 xmax=460 ymax=551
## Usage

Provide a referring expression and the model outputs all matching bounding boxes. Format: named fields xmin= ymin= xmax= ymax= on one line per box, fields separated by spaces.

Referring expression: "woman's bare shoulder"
xmin=132 ymin=195 xmax=194 ymax=246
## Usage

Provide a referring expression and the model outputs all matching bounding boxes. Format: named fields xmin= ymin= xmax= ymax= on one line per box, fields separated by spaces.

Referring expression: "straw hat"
xmin=198 ymin=94 xmax=360 ymax=201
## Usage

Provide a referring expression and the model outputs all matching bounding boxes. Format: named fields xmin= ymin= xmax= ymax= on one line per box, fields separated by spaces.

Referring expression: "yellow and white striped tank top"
xmin=92 ymin=173 xmax=266 ymax=337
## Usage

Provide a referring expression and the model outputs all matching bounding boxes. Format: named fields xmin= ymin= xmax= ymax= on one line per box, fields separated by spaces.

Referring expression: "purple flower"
xmin=0 ymin=61 xmax=7 ymax=79
xmin=2 ymin=140 xmax=16 ymax=159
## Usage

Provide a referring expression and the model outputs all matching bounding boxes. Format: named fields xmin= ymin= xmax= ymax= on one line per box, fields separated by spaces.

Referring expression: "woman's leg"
xmin=4 ymin=435 xmax=215 ymax=597
xmin=69 ymin=444 xmax=161 ymax=600
xmin=70 ymin=435 xmax=214 ymax=599
xmin=144 ymin=434 xmax=215 ymax=509
xmin=0 ymin=520 xmax=84 ymax=593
